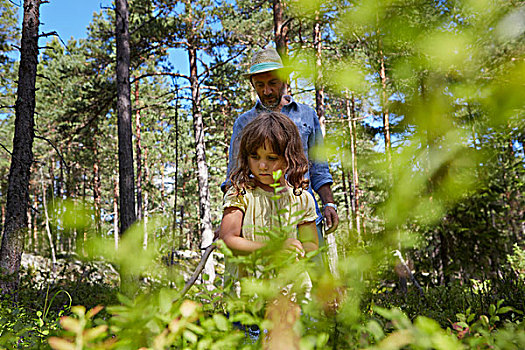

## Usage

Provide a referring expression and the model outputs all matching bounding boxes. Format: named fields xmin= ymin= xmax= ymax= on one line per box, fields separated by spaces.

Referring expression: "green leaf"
xmin=367 ymin=320 xmax=385 ymax=341
xmin=497 ymin=306 xmax=513 ymax=314
xmin=183 ymin=329 xmax=198 ymax=343
xmin=213 ymin=314 xmax=229 ymax=332
xmin=489 ymin=304 xmax=496 ymax=316
xmin=316 ymin=333 xmax=329 ymax=347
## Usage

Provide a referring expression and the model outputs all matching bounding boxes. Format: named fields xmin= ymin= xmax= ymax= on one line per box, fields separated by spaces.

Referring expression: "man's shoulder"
xmin=285 ymin=99 xmax=316 ymax=116
xmin=234 ymin=107 xmax=258 ymax=126
xmin=295 ymin=101 xmax=316 ymax=114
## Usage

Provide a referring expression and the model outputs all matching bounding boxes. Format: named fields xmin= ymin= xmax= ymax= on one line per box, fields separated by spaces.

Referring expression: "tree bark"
xmin=345 ymin=92 xmax=362 ymax=241
xmin=188 ymin=44 xmax=215 ymax=285
xmin=313 ymin=17 xmax=338 ymax=274
xmin=313 ymin=16 xmax=326 ymax=136
xmin=92 ymin=134 xmax=102 ymax=235
xmin=0 ymin=0 xmax=41 ymax=295
xmin=379 ymin=44 xmax=392 ymax=172
xmin=272 ymin=0 xmax=289 ymax=60
xmin=143 ymin=147 xmax=149 ymax=248
xmin=116 ymin=0 xmax=136 ymax=235
xmin=134 ymin=79 xmax=143 ymax=223
xmin=116 ymin=0 xmax=137 ymax=297
xmin=40 ymin=168 xmax=56 ymax=270
xmin=341 ymin=167 xmax=352 ymax=232
xmin=172 ymin=88 xmax=180 ymax=251
xmin=113 ymin=175 xmax=119 ymax=250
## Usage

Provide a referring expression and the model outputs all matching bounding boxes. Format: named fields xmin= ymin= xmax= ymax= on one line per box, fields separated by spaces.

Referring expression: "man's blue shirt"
xmin=221 ymin=96 xmax=333 ymax=224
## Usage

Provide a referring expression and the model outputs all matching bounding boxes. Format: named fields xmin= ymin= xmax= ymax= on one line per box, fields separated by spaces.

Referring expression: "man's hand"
xmin=317 ymin=184 xmax=339 ymax=234
xmin=323 ymin=205 xmax=339 ymax=234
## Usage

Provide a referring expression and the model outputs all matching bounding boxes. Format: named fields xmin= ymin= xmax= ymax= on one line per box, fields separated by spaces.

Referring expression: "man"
xmin=221 ymin=47 xmax=339 ymax=243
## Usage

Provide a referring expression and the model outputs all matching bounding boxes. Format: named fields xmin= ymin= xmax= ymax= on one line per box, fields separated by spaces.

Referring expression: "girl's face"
xmin=248 ymin=141 xmax=285 ymax=189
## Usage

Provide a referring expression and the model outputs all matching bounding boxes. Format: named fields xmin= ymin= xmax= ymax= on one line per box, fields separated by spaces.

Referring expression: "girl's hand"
xmin=283 ymin=238 xmax=305 ymax=258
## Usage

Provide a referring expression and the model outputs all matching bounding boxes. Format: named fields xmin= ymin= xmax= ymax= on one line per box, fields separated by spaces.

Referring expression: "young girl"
xmin=219 ymin=111 xmax=319 ymax=283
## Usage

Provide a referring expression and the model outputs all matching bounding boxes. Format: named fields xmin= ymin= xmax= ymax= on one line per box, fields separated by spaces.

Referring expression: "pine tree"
xmin=0 ymin=0 xmax=41 ymax=295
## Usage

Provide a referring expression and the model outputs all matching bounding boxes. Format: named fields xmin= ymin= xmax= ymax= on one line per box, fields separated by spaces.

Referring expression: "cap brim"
xmin=242 ymin=66 xmax=292 ymax=79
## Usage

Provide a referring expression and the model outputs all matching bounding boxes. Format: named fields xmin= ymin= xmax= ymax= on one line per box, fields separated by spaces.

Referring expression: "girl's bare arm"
xmin=219 ymin=207 xmax=265 ymax=254
xmin=298 ymin=221 xmax=319 ymax=253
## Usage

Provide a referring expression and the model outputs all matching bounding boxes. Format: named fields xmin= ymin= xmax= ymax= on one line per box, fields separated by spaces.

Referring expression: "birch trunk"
xmin=313 ymin=18 xmax=339 ymax=275
xmin=341 ymin=167 xmax=352 ymax=232
xmin=135 ymin=79 xmax=143 ymax=224
xmin=92 ymin=135 xmax=102 ymax=235
xmin=172 ymin=90 xmax=180 ymax=250
xmin=134 ymin=79 xmax=147 ymax=249
xmin=345 ymin=92 xmax=362 ymax=241
xmin=113 ymin=175 xmax=119 ymax=250
xmin=188 ymin=37 xmax=214 ymax=285
xmin=313 ymin=16 xmax=326 ymax=136
xmin=379 ymin=45 xmax=392 ymax=172
xmin=40 ymin=168 xmax=56 ymax=270
xmin=143 ymin=147 xmax=149 ymax=248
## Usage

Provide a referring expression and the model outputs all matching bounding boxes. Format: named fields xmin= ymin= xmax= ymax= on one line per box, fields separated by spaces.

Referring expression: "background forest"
xmin=0 ymin=0 xmax=524 ymax=349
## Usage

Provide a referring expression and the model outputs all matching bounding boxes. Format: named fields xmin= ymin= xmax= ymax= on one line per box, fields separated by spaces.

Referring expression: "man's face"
xmin=251 ymin=71 xmax=286 ymax=111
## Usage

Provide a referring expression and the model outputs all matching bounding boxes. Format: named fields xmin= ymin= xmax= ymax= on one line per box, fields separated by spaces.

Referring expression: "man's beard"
xmin=260 ymin=86 xmax=285 ymax=111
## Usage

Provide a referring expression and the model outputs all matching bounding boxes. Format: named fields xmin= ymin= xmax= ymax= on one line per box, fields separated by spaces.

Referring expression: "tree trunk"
xmin=345 ymin=92 xmax=362 ymax=241
xmin=379 ymin=45 xmax=392 ymax=172
xmin=143 ymin=147 xmax=149 ymax=248
xmin=116 ymin=0 xmax=136 ymax=235
xmin=0 ymin=0 xmax=41 ymax=296
xmin=31 ymin=182 xmax=39 ymax=252
xmin=313 ymin=17 xmax=338 ymax=274
xmin=92 ymin=134 xmax=102 ymax=235
xmin=116 ymin=0 xmax=137 ymax=297
xmin=113 ymin=175 xmax=119 ymax=250
xmin=134 ymin=79 xmax=143 ymax=224
xmin=341 ymin=167 xmax=352 ymax=232
xmin=188 ymin=45 xmax=215 ymax=286
xmin=172 ymin=87 xmax=180 ymax=251
xmin=272 ymin=0 xmax=289 ymax=60
xmin=313 ymin=16 xmax=326 ymax=136
xmin=40 ymin=168 xmax=56 ymax=270
xmin=160 ymin=163 xmax=166 ymax=237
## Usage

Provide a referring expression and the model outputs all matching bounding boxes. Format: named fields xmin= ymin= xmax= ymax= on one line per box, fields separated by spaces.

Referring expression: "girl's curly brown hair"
xmin=230 ymin=111 xmax=309 ymax=195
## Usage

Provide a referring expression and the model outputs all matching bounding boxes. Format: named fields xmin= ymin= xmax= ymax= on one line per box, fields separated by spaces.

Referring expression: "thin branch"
xmin=7 ymin=0 xmax=21 ymax=7
xmin=175 ymin=240 xmax=218 ymax=301
xmin=0 ymin=105 xmax=15 ymax=110
xmin=0 ymin=141 xmax=40 ymax=166
xmin=38 ymin=31 xmax=67 ymax=48
xmin=282 ymin=17 xmax=293 ymax=29
xmin=39 ymin=31 xmax=59 ymax=38
xmin=36 ymin=74 xmax=51 ymax=81
xmin=69 ymin=93 xmax=115 ymax=140
xmin=34 ymin=134 xmax=71 ymax=174
xmin=197 ymin=49 xmax=246 ymax=80
xmin=131 ymin=72 xmax=190 ymax=84
xmin=0 ymin=141 xmax=13 ymax=157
